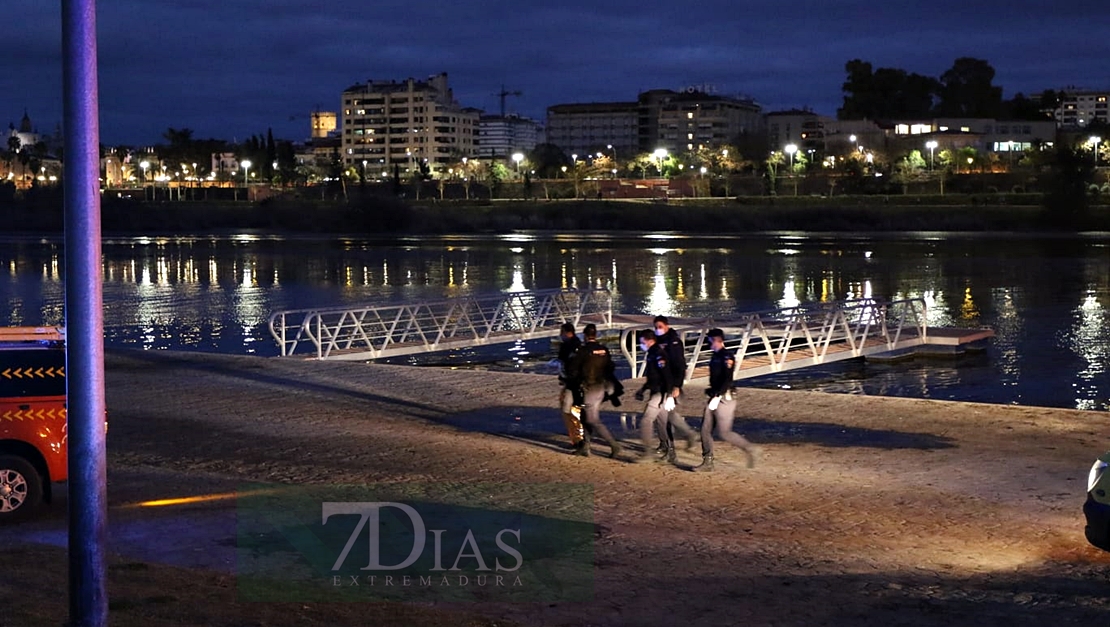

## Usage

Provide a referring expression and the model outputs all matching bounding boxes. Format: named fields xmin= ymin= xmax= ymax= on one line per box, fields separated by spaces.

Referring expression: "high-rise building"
xmin=476 ymin=114 xmax=543 ymax=159
xmin=545 ymin=88 xmax=762 ymax=158
xmin=545 ymin=102 xmax=638 ymax=158
xmin=341 ymin=72 xmax=479 ymax=177
xmin=647 ymin=89 xmax=762 ymax=154
xmin=1047 ymin=89 xmax=1110 ymax=128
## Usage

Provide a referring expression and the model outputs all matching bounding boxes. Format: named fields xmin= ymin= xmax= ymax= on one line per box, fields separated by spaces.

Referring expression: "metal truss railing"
xmin=268 ymin=288 xmax=613 ymax=360
xmin=619 ymin=298 xmax=928 ymax=382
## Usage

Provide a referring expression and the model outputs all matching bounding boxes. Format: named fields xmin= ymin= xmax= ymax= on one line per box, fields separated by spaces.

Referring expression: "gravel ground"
xmin=9 ymin=348 xmax=1110 ymax=627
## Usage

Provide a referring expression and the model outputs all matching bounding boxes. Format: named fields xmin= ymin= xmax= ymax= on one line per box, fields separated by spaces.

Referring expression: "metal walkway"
xmin=268 ymin=288 xmax=614 ymax=360
xmin=618 ymin=297 xmax=977 ymax=384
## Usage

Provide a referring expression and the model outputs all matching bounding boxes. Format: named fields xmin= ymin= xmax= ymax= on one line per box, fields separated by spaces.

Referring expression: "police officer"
xmin=557 ymin=322 xmax=587 ymax=455
xmin=633 ymin=328 xmax=677 ymax=463
xmin=567 ymin=323 xmax=623 ymax=459
xmin=694 ymin=328 xmax=759 ymax=472
xmin=652 ymin=315 xmax=699 ymax=451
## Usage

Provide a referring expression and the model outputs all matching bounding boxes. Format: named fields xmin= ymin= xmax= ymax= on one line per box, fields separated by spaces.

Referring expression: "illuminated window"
xmin=687 ymin=112 xmax=694 ymax=119
xmin=910 ymin=124 xmax=932 ymax=134
xmin=895 ymin=124 xmax=909 ymax=134
xmin=960 ymin=126 xmax=970 ymax=132
xmin=939 ymin=126 xmax=949 ymax=131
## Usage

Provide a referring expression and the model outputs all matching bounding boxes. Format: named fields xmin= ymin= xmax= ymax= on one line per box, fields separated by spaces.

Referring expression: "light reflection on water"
xmin=0 ymin=234 xmax=1107 ymax=411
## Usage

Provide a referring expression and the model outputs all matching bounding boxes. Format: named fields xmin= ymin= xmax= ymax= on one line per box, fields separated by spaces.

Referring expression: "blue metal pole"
xmin=62 ymin=0 xmax=108 ymax=625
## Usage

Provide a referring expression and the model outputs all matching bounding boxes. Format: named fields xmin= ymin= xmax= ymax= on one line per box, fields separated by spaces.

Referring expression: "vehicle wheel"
xmin=0 ymin=455 xmax=43 ymax=522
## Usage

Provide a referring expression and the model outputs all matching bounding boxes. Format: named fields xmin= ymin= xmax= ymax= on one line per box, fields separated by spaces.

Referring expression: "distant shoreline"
xmin=5 ymin=194 xmax=1109 ymax=235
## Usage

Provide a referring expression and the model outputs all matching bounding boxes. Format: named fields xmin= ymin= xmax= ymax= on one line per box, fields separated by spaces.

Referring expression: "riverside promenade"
xmin=2 ymin=349 xmax=1109 ymax=626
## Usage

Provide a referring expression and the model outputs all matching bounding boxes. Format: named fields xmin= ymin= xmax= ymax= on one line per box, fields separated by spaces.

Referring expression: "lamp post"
xmin=511 ymin=152 xmax=524 ymax=177
xmin=925 ymin=140 xmax=937 ymax=171
xmin=241 ymin=159 xmax=251 ymax=188
xmin=784 ymin=143 xmax=797 ymax=169
xmin=785 ymin=144 xmax=799 ymax=196
xmin=652 ymin=147 xmax=668 ymax=177
xmin=1091 ymin=136 xmax=1102 ymax=166
xmin=139 ymin=160 xmax=149 ymax=200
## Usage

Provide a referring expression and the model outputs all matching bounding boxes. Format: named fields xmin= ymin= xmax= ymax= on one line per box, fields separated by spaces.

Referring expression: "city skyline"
xmin=4 ymin=0 xmax=1110 ymax=146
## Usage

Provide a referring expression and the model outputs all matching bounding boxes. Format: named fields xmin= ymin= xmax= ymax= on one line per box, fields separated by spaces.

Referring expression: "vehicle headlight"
xmin=1089 ymin=460 xmax=1109 ymax=493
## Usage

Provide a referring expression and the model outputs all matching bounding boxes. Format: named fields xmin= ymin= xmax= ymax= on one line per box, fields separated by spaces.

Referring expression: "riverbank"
xmin=2 ymin=349 xmax=1108 ymax=626
xmin=6 ymin=191 xmax=1110 ymax=234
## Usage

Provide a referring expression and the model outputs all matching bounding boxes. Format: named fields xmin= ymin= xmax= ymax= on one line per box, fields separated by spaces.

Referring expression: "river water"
xmin=1 ymin=233 xmax=1107 ymax=411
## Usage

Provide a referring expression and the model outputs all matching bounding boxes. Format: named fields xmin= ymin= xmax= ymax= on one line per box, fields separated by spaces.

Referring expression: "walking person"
xmin=633 ymin=329 xmax=679 ymax=463
xmin=652 ymin=315 xmax=699 ymax=450
xmin=567 ymin=323 xmax=623 ymax=459
xmin=694 ymin=328 xmax=759 ymax=472
xmin=556 ymin=322 xmax=587 ymax=455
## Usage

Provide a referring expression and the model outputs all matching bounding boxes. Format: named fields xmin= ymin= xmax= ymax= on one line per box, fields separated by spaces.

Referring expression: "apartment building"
xmin=476 ymin=114 xmax=543 ymax=159
xmin=341 ymin=72 xmax=478 ymax=176
xmin=766 ymin=110 xmax=885 ymax=156
xmin=546 ymin=88 xmax=762 ymax=158
xmin=545 ymin=102 xmax=638 ymax=158
xmin=647 ymin=89 xmax=763 ymax=154
xmin=1051 ymin=89 xmax=1110 ymax=128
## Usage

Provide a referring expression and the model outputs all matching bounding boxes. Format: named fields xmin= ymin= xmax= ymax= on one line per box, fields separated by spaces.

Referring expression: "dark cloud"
xmin=3 ymin=1 xmax=1109 ymax=145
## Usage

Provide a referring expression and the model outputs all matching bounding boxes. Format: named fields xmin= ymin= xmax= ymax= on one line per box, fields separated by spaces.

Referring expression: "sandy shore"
xmin=6 ymin=348 xmax=1110 ymax=626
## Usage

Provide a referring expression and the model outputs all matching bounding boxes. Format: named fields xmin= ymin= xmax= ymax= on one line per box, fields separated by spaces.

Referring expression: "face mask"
xmin=639 ymin=341 xmax=649 ymax=352
xmin=654 ymin=328 xmax=664 ymax=336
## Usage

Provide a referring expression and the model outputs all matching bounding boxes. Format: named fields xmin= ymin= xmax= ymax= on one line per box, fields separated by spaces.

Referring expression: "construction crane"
xmin=495 ymin=85 xmax=522 ymax=117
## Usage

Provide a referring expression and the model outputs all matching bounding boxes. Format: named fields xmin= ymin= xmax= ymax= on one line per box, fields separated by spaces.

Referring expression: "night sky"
xmin=4 ymin=1 xmax=1109 ymax=146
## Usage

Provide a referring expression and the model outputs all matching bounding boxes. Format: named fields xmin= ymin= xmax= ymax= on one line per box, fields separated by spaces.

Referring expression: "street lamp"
xmin=1090 ymin=136 xmax=1102 ymax=166
xmin=139 ymin=160 xmax=149 ymax=200
xmin=784 ymin=143 xmax=797 ymax=169
xmin=925 ymin=140 xmax=938 ymax=171
xmin=652 ymin=147 xmax=668 ymax=177
xmin=511 ymin=152 xmax=524 ymax=175
xmin=241 ymin=159 xmax=252 ymax=187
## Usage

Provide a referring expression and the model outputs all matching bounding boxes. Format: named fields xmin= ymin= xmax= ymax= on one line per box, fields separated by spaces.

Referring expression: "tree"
xmin=1003 ymin=92 xmax=1050 ymax=121
xmin=1042 ymin=144 xmax=1096 ymax=228
xmin=893 ymin=150 xmax=927 ymax=194
xmin=527 ymin=143 xmax=569 ymax=178
xmin=6 ymin=136 xmax=20 ymax=181
xmin=763 ymin=151 xmax=785 ymax=196
xmin=936 ymin=57 xmax=1002 ymax=118
xmin=628 ymin=152 xmax=656 ymax=178
xmin=838 ymin=59 xmax=938 ymax=120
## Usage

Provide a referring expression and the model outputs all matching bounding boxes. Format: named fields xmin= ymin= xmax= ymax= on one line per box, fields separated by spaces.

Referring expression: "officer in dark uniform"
xmin=567 ymin=323 xmax=623 ymax=459
xmin=653 ymin=315 xmax=699 ymax=451
xmin=633 ymin=328 xmax=677 ymax=463
xmin=557 ymin=322 xmax=586 ymax=454
xmin=694 ymin=328 xmax=759 ymax=472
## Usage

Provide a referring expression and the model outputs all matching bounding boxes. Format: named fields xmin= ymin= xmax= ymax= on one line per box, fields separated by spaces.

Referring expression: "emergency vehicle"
xmin=0 ymin=327 xmax=68 ymax=521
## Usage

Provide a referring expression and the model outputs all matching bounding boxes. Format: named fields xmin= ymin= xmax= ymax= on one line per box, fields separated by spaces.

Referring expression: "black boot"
xmin=656 ymin=444 xmax=677 ymax=465
xmin=693 ymin=454 xmax=714 ymax=472
xmin=609 ymin=441 xmax=623 ymax=459
xmin=573 ymin=440 xmax=590 ymax=457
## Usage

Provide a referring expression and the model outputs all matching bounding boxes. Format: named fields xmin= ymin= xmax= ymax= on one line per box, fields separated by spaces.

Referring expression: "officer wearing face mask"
xmin=557 ymin=322 xmax=587 ymax=455
xmin=652 ymin=315 xmax=699 ymax=451
xmin=633 ymin=329 xmax=677 ymax=463
xmin=693 ymin=328 xmax=759 ymax=472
